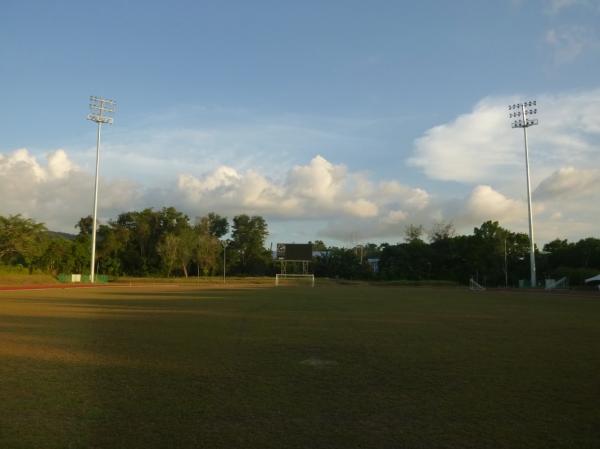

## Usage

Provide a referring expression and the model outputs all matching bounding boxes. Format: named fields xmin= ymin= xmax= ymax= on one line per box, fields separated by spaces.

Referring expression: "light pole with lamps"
xmin=508 ymin=100 xmax=538 ymax=288
xmin=87 ymin=96 xmax=115 ymax=283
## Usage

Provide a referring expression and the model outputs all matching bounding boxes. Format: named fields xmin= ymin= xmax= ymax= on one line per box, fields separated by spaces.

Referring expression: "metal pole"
xmin=90 ymin=122 xmax=102 ymax=283
xmin=521 ymin=104 xmax=536 ymax=288
xmin=504 ymin=238 xmax=508 ymax=288
xmin=87 ymin=96 xmax=115 ymax=283
xmin=223 ymin=245 xmax=226 ymax=283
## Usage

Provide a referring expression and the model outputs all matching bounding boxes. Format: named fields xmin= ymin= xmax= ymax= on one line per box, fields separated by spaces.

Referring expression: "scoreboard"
xmin=276 ymin=243 xmax=313 ymax=260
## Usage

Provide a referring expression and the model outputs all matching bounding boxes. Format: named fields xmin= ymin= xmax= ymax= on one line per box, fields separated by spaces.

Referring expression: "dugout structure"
xmin=275 ymin=243 xmax=314 ymax=286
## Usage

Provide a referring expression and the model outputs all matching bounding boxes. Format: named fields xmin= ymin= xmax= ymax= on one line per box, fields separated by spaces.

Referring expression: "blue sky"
xmin=1 ymin=0 xmax=599 ymax=245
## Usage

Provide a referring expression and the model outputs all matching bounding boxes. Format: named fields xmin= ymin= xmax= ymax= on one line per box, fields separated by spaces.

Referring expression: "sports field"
xmin=1 ymin=282 xmax=599 ymax=449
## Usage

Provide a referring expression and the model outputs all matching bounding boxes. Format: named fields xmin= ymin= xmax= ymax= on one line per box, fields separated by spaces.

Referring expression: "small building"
xmin=367 ymin=258 xmax=380 ymax=273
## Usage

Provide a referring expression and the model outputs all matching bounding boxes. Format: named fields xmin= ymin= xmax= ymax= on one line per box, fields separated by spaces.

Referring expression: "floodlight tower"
xmin=508 ymin=100 xmax=538 ymax=288
xmin=87 ymin=96 xmax=115 ymax=283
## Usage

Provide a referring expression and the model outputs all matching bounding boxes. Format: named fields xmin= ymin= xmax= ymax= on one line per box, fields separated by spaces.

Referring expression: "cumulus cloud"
xmin=445 ymin=172 xmax=600 ymax=243
xmin=176 ymin=155 xmax=424 ymax=221
xmin=0 ymin=148 xmax=431 ymax=237
xmin=2 ymin=99 xmax=599 ymax=245
xmin=384 ymin=210 xmax=408 ymax=224
xmin=409 ymin=89 xmax=600 ymax=192
xmin=534 ymin=166 xmax=600 ymax=199
xmin=0 ymin=148 xmax=140 ymax=232
xmin=464 ymin=185 xmax=524 ymax=223
xmin=409 ymin=99 xmax=522 ymax=184
xmin=408 ymin=88 xmax=600 ymax=241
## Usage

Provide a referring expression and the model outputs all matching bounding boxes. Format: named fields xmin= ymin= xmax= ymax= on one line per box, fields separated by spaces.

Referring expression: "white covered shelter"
xmin=584 ymin=274 xmax=600 ymax=283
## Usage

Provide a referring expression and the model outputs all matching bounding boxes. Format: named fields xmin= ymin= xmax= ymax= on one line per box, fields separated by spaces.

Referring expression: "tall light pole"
xmin=221 ymin=240 xmax=229 ymax=283
xmin=87 ymin=96 xmax=115 ymax=283
xmin=509 ymin=100 xmax=538 ymax=288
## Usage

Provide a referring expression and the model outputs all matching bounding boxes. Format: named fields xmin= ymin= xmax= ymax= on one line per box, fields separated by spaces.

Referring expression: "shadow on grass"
xmin=2 ymin=286 xmax=600 ymax=449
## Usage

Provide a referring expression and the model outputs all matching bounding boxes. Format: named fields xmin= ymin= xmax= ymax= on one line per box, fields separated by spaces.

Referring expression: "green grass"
xmin=1 ymin=284 xmax=599 ymax=448
xmin=0 ymin=270 xmax=58 ymax=286
xmin=116 ymin=275 xmax=276 ymax=285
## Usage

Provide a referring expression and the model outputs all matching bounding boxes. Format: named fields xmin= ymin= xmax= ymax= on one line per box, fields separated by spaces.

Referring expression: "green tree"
xmin=39 ymin=235 xmax=75 ymax=274
xmin=206 ymin=212 xmax=229 ymax=238
xmin=428 ymin=221 xmax=455 ymax=243
xmin=157 ymin=233 xmax=180 ymax=276
xmin=404 ymin=224 xmax=424 ymax=243
xmin=176 ymin=227 xmax=195 ymax=277
xmin=0 ymin=214 xmax=49 ymax=272
xmin=471 ymin=221 xmax=530 ymax=286
xmin=193 ymin=216 xmax=221 ymax=276
xmin=310 ymin=240 xmax=327 ymax=251
xmin=76 ymin=216 xmax=94 ymax=237
xmin=115 ymin=207 xmax=191 ymax=275
xmin=96 ymin=223 xmax=130 ymax=276
xmin=230 ymin=215 xmax=270 ymax=275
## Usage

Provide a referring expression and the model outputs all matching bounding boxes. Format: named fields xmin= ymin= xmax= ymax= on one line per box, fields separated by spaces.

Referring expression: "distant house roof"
xmin=585 ymin=274 xmax=600 ymax=283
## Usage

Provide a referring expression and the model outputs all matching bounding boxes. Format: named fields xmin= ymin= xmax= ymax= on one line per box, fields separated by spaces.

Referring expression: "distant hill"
xmin=47 ymin=231 xmax=77 ymax=241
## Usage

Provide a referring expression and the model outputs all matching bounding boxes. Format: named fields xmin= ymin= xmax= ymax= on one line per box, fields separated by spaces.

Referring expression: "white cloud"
xmin=409 ymin=99 xmax=520 ymax=184
xmin=92 ymin=114 xmax=369 ymax=187
xmin=176 ymin=155 xmax=423 ymax=221
xmin=47 ymin=149 xmax=76 ymax=179
xmin=3 ymin=147 xmax=598 ymax=245
xmin=2 ymin=91 xmax=599 ymax=246
xmin=378 ymin=181 xmax=430 ymax=210
xmin=383 ymin=210 xmax=408 ymax=224
xmin=408 ymin=89 xmax=600 ymax=242
xmin=445 ymin=170 xmax=600 ymax=243
xmin=0 ymin=148 xmax=140 ymax=232
xmin=0 ymin=149 xmax=429 ymax=237
xmin=286 ymin=155 xmax=347 ymax=203
xmin=464 ymin=185 xmax=525 ymax=223
xmin=409 ymin=89 xmax=600 ymax=192
xmin=534 ymin=166 xmax=600 ymax=199
xmin=342 ymin=199 xmax=379 ymax=218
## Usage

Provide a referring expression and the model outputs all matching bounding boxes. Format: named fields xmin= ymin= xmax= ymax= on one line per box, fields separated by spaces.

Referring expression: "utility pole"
xmin=509 ymin=100 xmax=538 ymax=288
xmin=87 ymin=96 xmax=115 ymax=283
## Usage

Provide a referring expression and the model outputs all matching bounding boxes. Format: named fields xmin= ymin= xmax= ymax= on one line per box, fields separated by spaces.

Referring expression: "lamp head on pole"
xmin=508 ymin=100 xmax=538 ymax=128
xmin=87 ymin=96 xmax=116 ymax=125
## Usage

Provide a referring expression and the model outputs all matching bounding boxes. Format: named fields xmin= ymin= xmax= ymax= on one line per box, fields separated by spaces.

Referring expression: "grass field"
xmin=1 ymin=282 xmax=599 ymax=449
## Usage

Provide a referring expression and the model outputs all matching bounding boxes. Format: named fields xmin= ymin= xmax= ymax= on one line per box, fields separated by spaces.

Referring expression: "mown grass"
xmin=116 ymin=275 xmax=276 ymax=285
xmin=1 ymin=284 xmax=599 ymax=448
xmin=0 ymin=266 xmax=58 ymax=285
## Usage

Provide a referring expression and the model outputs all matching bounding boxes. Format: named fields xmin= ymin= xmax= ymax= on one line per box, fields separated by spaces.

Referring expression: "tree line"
xmin=313 ymin=221 xmax=600 ymax=286
xmin=0 ymin=208 xmax=270 ymax=277
xmin=1 ymin=209 xmax=599 ymax=285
